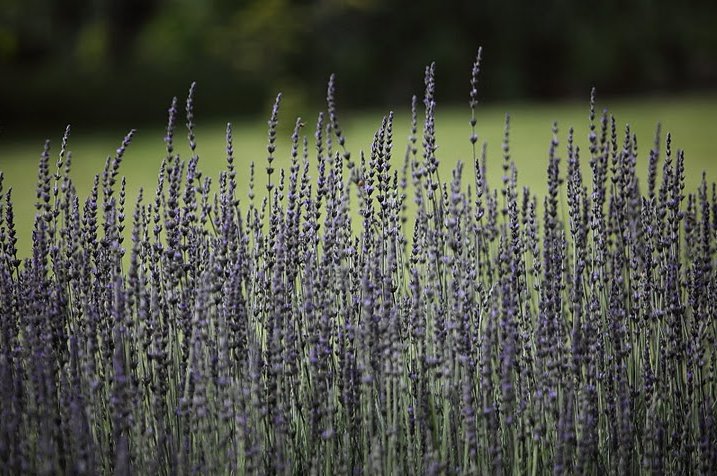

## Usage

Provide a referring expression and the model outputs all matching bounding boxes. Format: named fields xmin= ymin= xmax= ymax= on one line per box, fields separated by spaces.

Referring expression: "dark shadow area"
xmin=1 ymin=0 xmax=716 ymax=131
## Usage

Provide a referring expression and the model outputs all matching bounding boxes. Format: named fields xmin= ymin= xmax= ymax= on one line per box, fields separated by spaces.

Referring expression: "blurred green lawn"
xmin=1 ymin=94 xmax=716 ymax=259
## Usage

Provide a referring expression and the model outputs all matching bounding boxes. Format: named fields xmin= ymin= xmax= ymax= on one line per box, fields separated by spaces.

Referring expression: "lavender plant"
xmin=1 ymin=49 xmax=716 ymax=475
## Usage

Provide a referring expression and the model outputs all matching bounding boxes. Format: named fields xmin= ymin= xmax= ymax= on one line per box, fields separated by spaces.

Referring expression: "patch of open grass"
xmin=1 ymin=92 xmax=716 ymax=258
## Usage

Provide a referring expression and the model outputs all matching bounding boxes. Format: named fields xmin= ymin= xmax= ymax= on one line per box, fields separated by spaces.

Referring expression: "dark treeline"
xmin=1 ymin=0 xmax=716 ymax=127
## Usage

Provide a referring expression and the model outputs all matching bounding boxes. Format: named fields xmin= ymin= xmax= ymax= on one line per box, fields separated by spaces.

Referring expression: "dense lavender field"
xmin=1 ymin=50 xmax=716 ymax=475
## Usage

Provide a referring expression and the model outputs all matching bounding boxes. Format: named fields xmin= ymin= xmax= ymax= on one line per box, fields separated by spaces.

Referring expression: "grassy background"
xmin=1 ymin=93 xmax=716 ymax=259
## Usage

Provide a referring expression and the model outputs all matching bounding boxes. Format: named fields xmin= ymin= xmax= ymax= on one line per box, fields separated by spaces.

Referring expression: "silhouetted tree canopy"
xmin=1 ymin=0 xmax=715 ymax=126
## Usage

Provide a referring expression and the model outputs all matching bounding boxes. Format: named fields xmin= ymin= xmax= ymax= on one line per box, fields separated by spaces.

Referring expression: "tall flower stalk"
xmin=1 ymin=50 xmax=716 ymax=475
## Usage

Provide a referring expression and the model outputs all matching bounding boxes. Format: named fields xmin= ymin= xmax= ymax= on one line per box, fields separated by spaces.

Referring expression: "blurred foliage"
xmin=1 ymin=0 xmax=716 ymax=128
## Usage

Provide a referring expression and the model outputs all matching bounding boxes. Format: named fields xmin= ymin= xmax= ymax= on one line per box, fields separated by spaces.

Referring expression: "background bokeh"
xmin=1 ymin=0 xmax=716 ymax=259
xmin=1 ymin=0 xmax=716 ymax=129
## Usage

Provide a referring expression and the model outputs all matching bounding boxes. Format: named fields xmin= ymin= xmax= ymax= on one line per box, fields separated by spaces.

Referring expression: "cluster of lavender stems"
xmin=1 ymin=49 xmax=716 ymax=475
